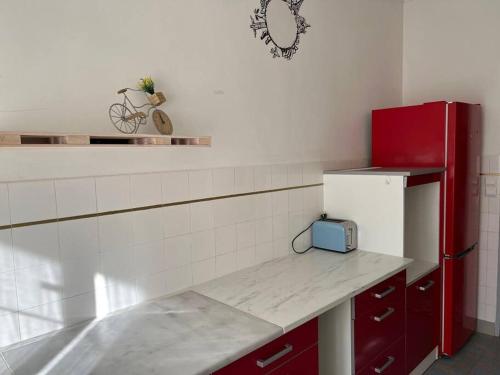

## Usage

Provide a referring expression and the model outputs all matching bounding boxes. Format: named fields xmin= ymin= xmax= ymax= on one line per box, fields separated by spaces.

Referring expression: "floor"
xmin=425 ymin=333 xmax=500 ymax=374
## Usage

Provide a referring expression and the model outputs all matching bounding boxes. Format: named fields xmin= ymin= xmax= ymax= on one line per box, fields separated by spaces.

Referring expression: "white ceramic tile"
xmin=130 ymin=173 xmax=162 ymax=208
xmin=303 ymin=186 xmax=323 ymax=213
xmin=287 ymin=164 xmax=303 ymax=186
xmin=490 ymin=156 xmax=499 ymax=174
xmin=255 ymin=193 xmax=273 ymax=219
xmin=133 ymin=240 xmax=165 ymax=277
xmin=0 ymin=312 xmax=20 ymax=347
xmin=98 ymin=213 xmax=134 ymax=252
xmin=254 ymin=165 xmax=272 ymax=191
xmin=192 ymin=258 xmax=215 ymax=284
xmin=487 ymin=250 xmax=498 ymax=270
xmin=234 ymin=196 xmax=255 ymax=223
xmin=486 ymin=286 xmax=497 ymax=306
xmin=189 ymin=169 xmax=213 ymax=199
xmin=164 ymin=235 xmax=191 ymax=269
xmin=99 ymin=246 xmax=136 ymax=287
xmin=478 ymin=286 xmax=486 ymax=305
xmin=235 ymin=167 xmax=254 ymax=194
xmin=480 ymin=197 xmax=488 ymax=214
xmin=0 ymin=271 xmax=18 ymax=316
xmin=191 ymin=230 xmax=216 ymax=262
xmin=488 ymin=197 xmax=499 ymax=214
xmin=237 ymin=221 xmax=256 ymax=249
xmin=15 ymin=263 xmax=63 ymax=311
xmin=486 ymin=267 xmax=497 ymax=288
xmin=165 ymin=264 xmax=193 ymax=294
xmin=0 ymin=183 xmax=10 ymax=226
xmin=132 ymin=208 xmax=164 ymax=244
xmin=190 ymin=202 xmax=214 ymax=232
xmin=162 ymin=171 xmax=190 ymax=203
xmin=271 ymin=165 xmax=288 ymax=189
xmin=212 ymin=168 xmax=235 ymax=196
xmin=0 ymin=229 xmax=14 ymax=274
xmin=485 ymin=176 xmax=497 ymax=197
xmin=213 ymin=198 xmax=238 ymax=227
xmin=163 ymin=205 xmax=190 ymax=238
xmin=485 ymin=305 xmax=496 ymax=322
xmin=63 ymin=292 xmax=96 ymax=326
xmin=303 ymin=162 xmax=323 ymax=185
xmin=488 ymin=213 xmax=499 ymax=232
xmin=55 ymin=178 xmax=96 ymax=217
xmin=255 ymin=242 xmax=273 ymax=264
xmin=273 ymin=237 xmax=289 ymax=258
xmin=237 ymin=247 xmax=256 ymax=270
xmin=94 ymin=282 xmax=136 ymax=317
xmin=58 ymin=218 xmax=99 ymax=260
xmin=215 ymin=225 xmax=237 ymax=255
xmin=12 ymin=223 xmax=59 ymax=269
xmin=480 ymin=156 xmax=490 ymax=174
xmin=273 ymin=214 xmax=289 ymax=239
xmin=62 ymin=254 xmax=100 ymax=298
xmin=272 ymin=191 xmax=289 ymax=215
xmin=288 ymin=189 xmax=304 ymax=213
xmin=487 ymin=231 xmax=499 ymax=252
xmin=95 ymin=175 xmax=131 ymax=212
xmin=480 ymin=213 xmax=489 ymax=232
xmin=256 ymin=218 xmax=273 ymax=245
xmin=216 ymin=252 xmax=237 ymax=277
xmin=8 ymin=180 xmax=56 ymax=223
xmin=19 ymin=300 xmax=65 ymax=340
xmin=136 ymin=271 xmax=167 ymax=303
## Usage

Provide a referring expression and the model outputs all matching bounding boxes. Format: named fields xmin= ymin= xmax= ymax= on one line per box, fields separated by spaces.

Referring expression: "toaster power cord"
xmin=291 ymin=214 xmax=327 ymax=254
xmin=291 ymin=223 xmax=313 ymax=254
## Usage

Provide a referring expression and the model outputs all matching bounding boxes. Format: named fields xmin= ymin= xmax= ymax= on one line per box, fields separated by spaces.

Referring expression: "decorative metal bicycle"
xmin=108 ymin=88 xmax=172 ymax=134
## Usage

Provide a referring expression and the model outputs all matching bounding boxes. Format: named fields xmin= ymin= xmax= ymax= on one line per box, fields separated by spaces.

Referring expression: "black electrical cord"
xmin=291 ymin=222 xmax=314 ymax=254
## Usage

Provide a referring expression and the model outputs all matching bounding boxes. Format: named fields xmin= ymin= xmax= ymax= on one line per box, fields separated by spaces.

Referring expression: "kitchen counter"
xmin=0 ymin=250 xmax=412 ymax=374
xmin=406 ymin=259 xmax=440 ymax=286
xmin=194 ymin=249 xmax=412 ymax=332
xmin=0 ymin=292 xmax=282 ymax=375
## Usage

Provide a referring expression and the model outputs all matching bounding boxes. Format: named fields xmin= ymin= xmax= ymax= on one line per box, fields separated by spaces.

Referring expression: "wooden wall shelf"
xmin=0 ymin=132 xmax=211 ymax=147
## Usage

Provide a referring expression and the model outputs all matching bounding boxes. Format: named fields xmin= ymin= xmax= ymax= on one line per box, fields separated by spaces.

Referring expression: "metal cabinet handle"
xmin=374 ymin=356 xmax=395 ymax=374
xmin=418 ymin=280 xmax=435 ymax=292
xmin=256 ymin=344 xmax=293 ymax=368
xmin=373 ymin=286 xmax=396 ymax=299
xmin=373 ymin=307 xmax=395 ymax=322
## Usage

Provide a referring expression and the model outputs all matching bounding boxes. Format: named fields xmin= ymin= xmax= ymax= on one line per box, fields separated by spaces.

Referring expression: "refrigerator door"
xmin=442 ymin=246 xmax=479 ymax=356
xmin=372 ymin=101 xmax=447 ymax=168
xmin=444 ymin=103 xmax=482 ymax=256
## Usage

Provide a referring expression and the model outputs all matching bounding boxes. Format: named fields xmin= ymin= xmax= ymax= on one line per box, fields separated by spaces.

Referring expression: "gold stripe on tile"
xmin=0 ymin=183 xmax=323 ymax=231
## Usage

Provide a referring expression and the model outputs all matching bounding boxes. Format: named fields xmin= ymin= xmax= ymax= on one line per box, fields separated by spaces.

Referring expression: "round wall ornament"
xmin=250 ymin=0 xmax=310 ymax=60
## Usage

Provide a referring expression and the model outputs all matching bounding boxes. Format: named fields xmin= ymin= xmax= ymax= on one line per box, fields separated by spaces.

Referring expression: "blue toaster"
xmin=312 ymin=219 xmax=357 ymax=253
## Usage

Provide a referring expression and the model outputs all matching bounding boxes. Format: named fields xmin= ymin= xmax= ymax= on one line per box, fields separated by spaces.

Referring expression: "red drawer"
xmin=355 ymin=297 xmax=405 ymax=371
xmin=357 ymin=337 xmax=405 ymax=375
xmin=355 ymin=270 xmax=406 ymax=317
xmin=213 ymin=318 xmax=318 ymax=375
xmin=406 ymin=269 xmax=440 ymax=373
xmin=267 ymin=344 xmax=318 ymax=375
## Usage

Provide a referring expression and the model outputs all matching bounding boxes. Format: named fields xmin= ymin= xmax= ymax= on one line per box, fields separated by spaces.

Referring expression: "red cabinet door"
xmin=267 ymin=344 xmax=318 ymax=375
xmin=406 ymin=269 xmax=440 ymax=372
xmin=213 ymin=318 xmax=318 ymax=375
xmin=357 ymin=337 xmax=405 ymax=375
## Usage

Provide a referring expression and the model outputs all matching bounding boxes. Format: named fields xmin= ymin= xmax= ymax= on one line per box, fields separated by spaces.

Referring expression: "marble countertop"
xmin=194 ymin=249 xmax=413 ymax=332
xmin=406 ymin=259 xmax=440 ymax=286
xmin=0 ymin=292 xmax=282 ymax=375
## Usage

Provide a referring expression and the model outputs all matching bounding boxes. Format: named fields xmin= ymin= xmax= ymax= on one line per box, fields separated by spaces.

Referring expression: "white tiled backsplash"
xmin=0 ymin=162 xmax=324 ymax=347
xmin=479 ymin=156 xmax=500 ymax=324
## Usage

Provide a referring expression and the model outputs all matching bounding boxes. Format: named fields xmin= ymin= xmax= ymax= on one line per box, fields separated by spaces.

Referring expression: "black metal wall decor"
xmin=250 ymin=0 xmax=310 ymax=60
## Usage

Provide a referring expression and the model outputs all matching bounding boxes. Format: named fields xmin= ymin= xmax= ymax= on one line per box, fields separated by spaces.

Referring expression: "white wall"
xmin=0 ymin=0 xmax=403 ymax=181
xmin=403 ymin=0 xmax=500 ymax=156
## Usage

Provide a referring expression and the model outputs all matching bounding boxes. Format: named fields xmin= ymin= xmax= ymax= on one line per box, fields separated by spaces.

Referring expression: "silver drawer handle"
xmin=418 ymin=280 xmax=435 ymax=292
xmin=256 ymin=344 xmax=293 ymax=368
xmin=374 ymin=356 xmax=395 ymax=374
xmin=373 ymin=307 xmax=395 ymax=322
xmin=373 ymin=286 xmax=396 ymax=299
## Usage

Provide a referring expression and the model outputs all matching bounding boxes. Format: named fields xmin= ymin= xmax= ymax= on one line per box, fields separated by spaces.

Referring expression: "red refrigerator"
xmin=371 ymin=101 xmax=481 ymax=357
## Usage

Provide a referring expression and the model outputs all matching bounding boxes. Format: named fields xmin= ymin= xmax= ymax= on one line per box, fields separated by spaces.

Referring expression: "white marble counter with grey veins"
xmin=0 ymin=249 xmax=412 ymax=374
